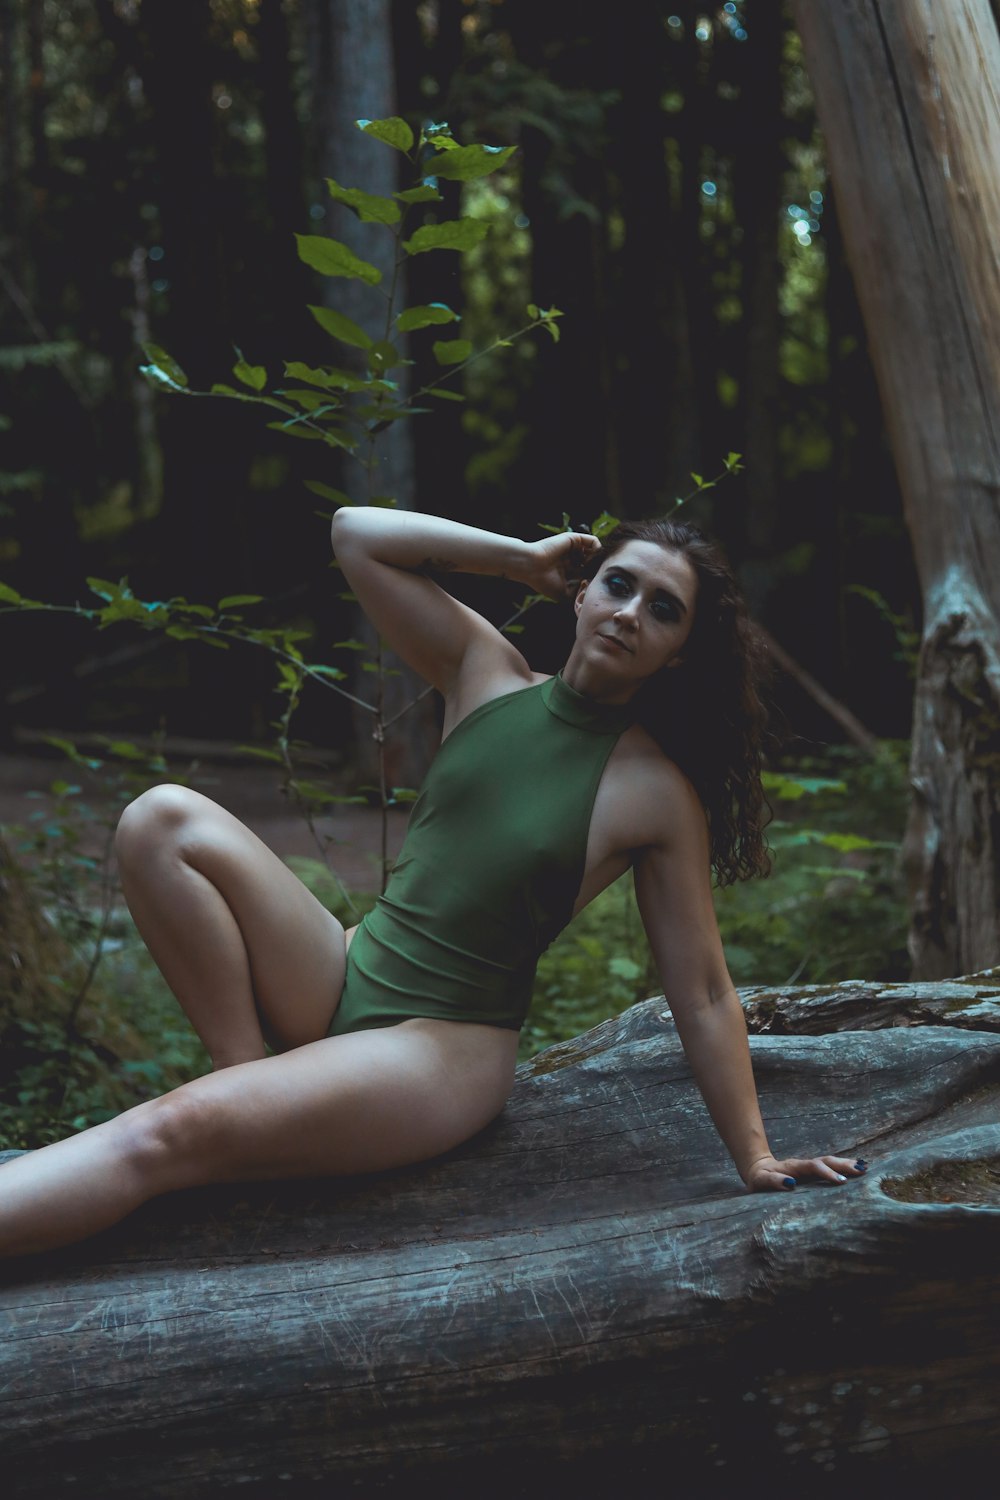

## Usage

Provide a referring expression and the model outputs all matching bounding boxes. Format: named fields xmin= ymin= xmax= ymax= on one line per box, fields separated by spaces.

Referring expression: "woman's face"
xmin=572 ymin=540 xmax=698 ymax=689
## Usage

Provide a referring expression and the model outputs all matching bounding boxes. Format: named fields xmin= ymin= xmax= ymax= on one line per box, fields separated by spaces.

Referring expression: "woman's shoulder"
xmin=606 ymin=725 xmax=707 ymax=835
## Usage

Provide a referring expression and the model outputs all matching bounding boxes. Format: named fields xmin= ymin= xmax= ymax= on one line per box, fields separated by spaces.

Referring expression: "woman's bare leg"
xmin=0 ymin=1022 xmax=518 ymax=1258
xmin=115 ymin=785 xmax=348 ymax=1067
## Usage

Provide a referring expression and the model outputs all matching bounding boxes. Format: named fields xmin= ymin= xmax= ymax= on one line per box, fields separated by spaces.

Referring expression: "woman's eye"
xmin=605 ymin=574 xmax=630 ymax=596
xmin=652 ymin=601 xmax=679 ymax=623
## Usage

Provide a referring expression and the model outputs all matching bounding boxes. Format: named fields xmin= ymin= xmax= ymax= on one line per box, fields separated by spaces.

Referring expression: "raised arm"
xmin=330 ymin=508 xmax=599 ymax=698
xmin=633 ymin=770 xmax=866 ymax=1192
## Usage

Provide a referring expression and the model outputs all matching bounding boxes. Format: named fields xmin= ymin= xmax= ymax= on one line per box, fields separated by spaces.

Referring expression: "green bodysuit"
xmin=328 ymin=673 xmax=634 ymax=1036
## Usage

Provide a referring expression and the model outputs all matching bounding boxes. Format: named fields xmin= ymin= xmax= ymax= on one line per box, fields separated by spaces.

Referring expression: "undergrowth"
xmin=0 ymin=742 xmax=909 ymax=1145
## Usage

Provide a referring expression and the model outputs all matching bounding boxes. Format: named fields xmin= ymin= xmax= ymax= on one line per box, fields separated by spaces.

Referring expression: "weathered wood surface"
xmin=793 ymin=0 xmax=1000 ymax=979
xmin=3 ymin=983 xmax=1000 ymax=1497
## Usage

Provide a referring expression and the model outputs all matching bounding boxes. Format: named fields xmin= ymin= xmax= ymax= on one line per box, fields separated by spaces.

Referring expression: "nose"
xmin=613 ymin=599 xmax=640 ymax=630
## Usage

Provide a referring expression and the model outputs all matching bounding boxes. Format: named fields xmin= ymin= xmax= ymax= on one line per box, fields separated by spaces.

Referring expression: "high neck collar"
xmin=541 ymin=673 xmax=636 ymax=734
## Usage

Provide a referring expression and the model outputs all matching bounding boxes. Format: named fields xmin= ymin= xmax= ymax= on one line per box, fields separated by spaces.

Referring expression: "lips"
xmin=598 ymin=633 xmax=633 ymax=653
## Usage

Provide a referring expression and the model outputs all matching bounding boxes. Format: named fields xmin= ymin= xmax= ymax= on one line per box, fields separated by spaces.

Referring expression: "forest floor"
xmin=0 ymin=751 xmax=406 ymax=896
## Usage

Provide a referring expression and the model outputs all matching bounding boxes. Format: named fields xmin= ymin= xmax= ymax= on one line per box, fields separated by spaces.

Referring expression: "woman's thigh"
xmin=118 ymin=785 xmax=348 ymax=1048
xmin=151 ymin=1022 xmax=518 ymax=1187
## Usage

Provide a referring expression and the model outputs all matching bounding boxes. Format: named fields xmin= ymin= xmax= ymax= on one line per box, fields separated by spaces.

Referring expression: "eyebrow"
xmin=605 ymin=565 xmax=690 ymax=616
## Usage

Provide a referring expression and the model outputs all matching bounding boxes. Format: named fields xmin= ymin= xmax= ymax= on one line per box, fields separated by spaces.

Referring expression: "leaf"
xmin=367 ymin=340 xmax=403 ymax=372
xmin=590 ymin=511 xmax=619 ymax=539
xmin=819 ymin=832 xmax=883 ymax=853
xmin=425 ymin=143 xmax=517 ymax=180
xmin=233 ymin=353 xmax=267 ymax=391
xmin=395 ymin=184 xmax=442 ymax=203
xmin=302 ymin=305 xmax=372 ymax=350
xmin=0 ymin=582 xmax=22 ymax=603
xmin=266 ymin=421 xmax=324 ymax=440
xmin=278 ymin=388 xmax=339 ymax=412
xmin=396 ymin=303 xmax=460 ymax=332
xmin=356 ymin=116 xmax=414 ymax=152
xmin=295 ymin=234 xmax=381 ymax=285
xmin=402 ymin=219 xmax=491 ymax=255
xmin=236 ymin=745 xmax=285 ymax=763
xmin=218 ymin=594 xmax=263 ymax=610
xmin=762 ymin=772 xmax=847 ymax=801
xmin=432 ymin=338 xmax=472 ymax=366
xmin=325 ymin=176 xmax=400 ymax=224
xmin=390 ymin=787 xmax=419 ymax=803
xmin=608 ymin=955 xmax=642 ymax=981
xmin=426 ymin=387 xmax=466 ymax=402
xmin=305 ymin=481 xmax=352 ymax=506
xmin=140 ymin=342 xmax=189 ymax=388
xmin=332 ymin=638 xmax=368 ymax=651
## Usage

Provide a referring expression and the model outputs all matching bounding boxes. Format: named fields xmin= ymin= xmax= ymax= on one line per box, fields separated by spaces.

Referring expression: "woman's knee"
xmin=115 ymin=784 xmax=203 ymax=864
xmin=118 ymin=1087 xmax=232 ymax=1192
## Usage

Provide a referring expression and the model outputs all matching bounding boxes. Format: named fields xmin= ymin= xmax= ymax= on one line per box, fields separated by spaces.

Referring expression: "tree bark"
xmin=792 ymin=0 xmax=1000 ymax=979
xmin=3 ymin=979 xmax=1000 ymax=1493
xmin=315 ymin=0 xmax=435 ymax=788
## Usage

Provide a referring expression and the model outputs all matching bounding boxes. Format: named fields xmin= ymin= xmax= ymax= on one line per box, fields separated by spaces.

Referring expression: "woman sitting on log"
xmin=0 ymin=510 xmax=866 ymax=1257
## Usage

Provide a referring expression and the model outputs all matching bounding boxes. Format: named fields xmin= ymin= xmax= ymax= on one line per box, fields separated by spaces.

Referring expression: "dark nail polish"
xmin=783 ymin=1176 xmax=796 ymax=1188
xmin=855 ymin=1160 xmax=868 ymax=1170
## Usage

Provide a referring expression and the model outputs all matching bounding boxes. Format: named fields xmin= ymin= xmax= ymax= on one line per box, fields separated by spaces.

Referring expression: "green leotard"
xmin=329 ymin=673 xmax=634 ymax=1036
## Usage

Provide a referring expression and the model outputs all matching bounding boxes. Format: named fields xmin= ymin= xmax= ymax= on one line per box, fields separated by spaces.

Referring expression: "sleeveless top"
xmin=328 ymin=673 xmax=634 ymax=1036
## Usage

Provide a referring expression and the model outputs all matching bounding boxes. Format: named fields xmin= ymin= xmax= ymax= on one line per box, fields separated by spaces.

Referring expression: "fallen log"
xmin=2 ymin=978 xmax=1000 ymax=1497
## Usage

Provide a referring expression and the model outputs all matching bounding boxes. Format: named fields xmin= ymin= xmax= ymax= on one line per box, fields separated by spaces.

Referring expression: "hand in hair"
xmin=515 ymin=532 xmax=602 ymax=600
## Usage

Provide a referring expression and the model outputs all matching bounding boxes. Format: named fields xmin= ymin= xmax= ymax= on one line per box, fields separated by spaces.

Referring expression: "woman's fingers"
xmin=745 ymin=1154 xmax=869 ymax=1193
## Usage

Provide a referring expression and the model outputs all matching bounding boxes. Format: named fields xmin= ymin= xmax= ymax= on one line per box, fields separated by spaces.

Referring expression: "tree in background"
xmin=795 ymin=0 xmax=1000 ymax=978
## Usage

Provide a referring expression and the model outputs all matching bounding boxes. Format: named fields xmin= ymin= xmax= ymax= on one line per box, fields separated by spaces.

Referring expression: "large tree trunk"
xmin=314 ymin=0 xmax=434 ymax=789
xmin=3 ymin=979 xmax=1000 ymax=1493
xmin=792 ymin=0 xmax=1000 ymax=979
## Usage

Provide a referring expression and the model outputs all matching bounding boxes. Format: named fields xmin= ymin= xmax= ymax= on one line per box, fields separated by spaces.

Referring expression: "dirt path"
xmin=0 ymin=753 xmax=407 ymax=895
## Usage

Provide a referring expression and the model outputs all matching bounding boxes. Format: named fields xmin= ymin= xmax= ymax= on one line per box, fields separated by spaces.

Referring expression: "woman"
xmin=0 ymin=509 xmax=864 ymax=1258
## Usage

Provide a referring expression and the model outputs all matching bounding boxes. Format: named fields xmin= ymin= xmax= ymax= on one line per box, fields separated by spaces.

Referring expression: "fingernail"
xmin=783 ymin=1176 xmax=796 ymax=1188
xmin=834 ymin=1173 xmax=847 ymax=1182
xmin=854 ymin=1161 xmax=868 ymax=1172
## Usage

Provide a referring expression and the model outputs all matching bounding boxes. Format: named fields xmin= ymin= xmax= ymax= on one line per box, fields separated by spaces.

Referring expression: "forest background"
xmin=0 ymin=0 xmax=923 ymax=1146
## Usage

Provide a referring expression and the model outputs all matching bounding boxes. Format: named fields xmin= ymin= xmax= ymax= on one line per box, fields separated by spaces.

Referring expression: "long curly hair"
xmin=586 ymin=518 xmax=772 ymax=885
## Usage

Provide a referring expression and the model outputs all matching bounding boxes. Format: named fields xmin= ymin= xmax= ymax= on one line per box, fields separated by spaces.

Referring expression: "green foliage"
xmin=0 ymin=739 xmax=202 ymax=1148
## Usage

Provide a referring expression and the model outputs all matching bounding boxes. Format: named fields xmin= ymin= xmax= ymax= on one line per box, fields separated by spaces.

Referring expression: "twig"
xmin=758 ymin=624 xmax=879 ymax=754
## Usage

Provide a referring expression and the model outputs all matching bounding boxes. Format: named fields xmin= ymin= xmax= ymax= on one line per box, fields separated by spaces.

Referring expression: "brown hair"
xmin=587 ymin=518 xmax=771 ymax=885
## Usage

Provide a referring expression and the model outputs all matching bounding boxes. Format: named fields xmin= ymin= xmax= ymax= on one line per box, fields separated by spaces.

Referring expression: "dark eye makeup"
xmin=602 ymin=570 xmax=683 ymax=623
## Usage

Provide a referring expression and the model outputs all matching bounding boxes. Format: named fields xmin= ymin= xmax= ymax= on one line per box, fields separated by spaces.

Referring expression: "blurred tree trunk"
xmin=0 ymin=0 xmax=25 ymax=285
xmin=731 ymin=0 xmax=784 ymax=613
xmin=313 ymin=0 xmax=433 ymax=787
xmin=257 ymin=0 xmax=309 ymax=363
xmin=608 ymin=4 xmax=675 ymax=514
xmin=674 ymin=0 xmax=720 ymax=488
xmin=505 ymin=0 xmax=616 ymax=521
xmin=392 ymin=0 xmax=466 ymax=523
xmin=794 ymin=0 xmax=1000 ymax=978
xmin=138 ymin=0 xmax=256 ymax=735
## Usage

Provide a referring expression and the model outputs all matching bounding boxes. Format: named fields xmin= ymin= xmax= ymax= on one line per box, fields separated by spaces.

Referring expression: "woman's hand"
xmin=743 ymin=1153 xmax=868 ymax=1193
xmin=517 ymin=532 xmax=603 ymax=600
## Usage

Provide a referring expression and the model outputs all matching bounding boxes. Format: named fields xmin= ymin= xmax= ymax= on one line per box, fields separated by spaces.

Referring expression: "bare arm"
xmin=633 ymin=774 xmax=866 ymax=1192
xmin=330 ymin=508 xmax=599 ymax=697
